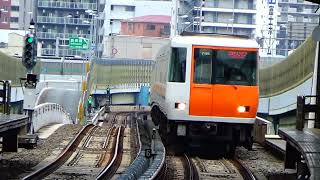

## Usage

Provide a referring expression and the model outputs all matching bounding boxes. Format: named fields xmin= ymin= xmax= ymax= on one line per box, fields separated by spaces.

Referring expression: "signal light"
xmin=22 ymin=33 xmax=37 ymax=70
xmin=27 ymin=37 xmax=34 ymax=43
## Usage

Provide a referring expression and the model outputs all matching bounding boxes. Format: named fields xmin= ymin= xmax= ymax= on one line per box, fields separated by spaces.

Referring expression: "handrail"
xmin=91 ymin=106 xmax=105 ymax=125
xmin=32 ymin=103 xmax=72 ymax=132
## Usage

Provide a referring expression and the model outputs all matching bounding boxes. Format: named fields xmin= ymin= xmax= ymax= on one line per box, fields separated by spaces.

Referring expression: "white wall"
xmin=103 ymin=35 xmax=169 ymax=59
xmin=134 ymin=1 xmax=172 ymax=17
xmin=0 ymin=30 xmax=26 ymax=56
xmin=258 ymin=77 xmax=313 ymax=115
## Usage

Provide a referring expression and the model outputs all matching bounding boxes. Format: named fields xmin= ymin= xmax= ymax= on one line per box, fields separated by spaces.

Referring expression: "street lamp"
xmin=64 ymin=14 xmax=73 ymax=54
xmin=85 ymin=10 xmax=98 ymax=61
xmin=60 ymin=14 xmax=72 ymax=75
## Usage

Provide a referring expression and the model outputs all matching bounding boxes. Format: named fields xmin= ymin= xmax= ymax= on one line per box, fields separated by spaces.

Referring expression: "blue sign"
xmin=268 ymin=0 xmax=276 ymax=4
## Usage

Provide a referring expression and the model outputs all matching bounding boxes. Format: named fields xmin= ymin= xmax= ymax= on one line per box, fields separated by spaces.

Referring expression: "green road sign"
xmin=69 ymin=37 xmax=89 ymax=50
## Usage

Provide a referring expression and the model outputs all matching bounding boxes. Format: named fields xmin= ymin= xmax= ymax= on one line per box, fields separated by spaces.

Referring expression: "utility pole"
xmin=33 ymin=0 xmax=38 ymax=34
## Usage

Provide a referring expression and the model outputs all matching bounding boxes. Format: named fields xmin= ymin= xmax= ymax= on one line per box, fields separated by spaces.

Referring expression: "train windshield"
xmin=194 ymin=48 xmax=257 ymax=86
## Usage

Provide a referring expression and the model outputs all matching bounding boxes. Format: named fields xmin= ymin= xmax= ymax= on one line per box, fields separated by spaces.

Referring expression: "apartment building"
xmin=173 ymin=0 xmax=270 ymax=39
xmin=276 ymin=0 xmax=319 ymax=56
xmin=0 ymin=0 xmax=20 ymax=29
xmin=36 ymin=0 xmax=105 ymax=57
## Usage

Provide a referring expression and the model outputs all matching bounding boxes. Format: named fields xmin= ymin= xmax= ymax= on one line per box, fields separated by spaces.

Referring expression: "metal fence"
xmin=259 ymin=36 xmax=316 ymax=97
xmin=89 ymin=58 xmax=154 ymax=92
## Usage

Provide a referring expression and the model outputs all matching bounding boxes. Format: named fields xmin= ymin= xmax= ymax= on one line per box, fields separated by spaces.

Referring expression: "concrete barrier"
xmin=254 ymin=116 xmax=272 ymax=145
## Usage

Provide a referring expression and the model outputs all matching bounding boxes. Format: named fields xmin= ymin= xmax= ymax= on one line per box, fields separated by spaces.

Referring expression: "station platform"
xmin=0 ymin=114 xmax=29 ymax=133
xmin=279 ymin=128 xmax=320 ymax=180
xmin=265 ymin=135 xmax=286 ymax=155
xmin=0 ymin=114 xmax=29 ymax=152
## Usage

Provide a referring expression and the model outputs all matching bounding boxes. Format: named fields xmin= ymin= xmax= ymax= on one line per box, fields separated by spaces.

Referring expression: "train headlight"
xmin=237 ymin=106 xmax=246 ymax=113
xmin=175 ymin=103 xmax=186 ymax=110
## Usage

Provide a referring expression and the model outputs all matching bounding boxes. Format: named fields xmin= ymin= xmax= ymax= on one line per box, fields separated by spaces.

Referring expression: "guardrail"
xmin=296 ymin=95 xmax=320 ymax=130
xmin=90 ymin=106 xmax=105 ymax=125
xmin=37 ymin=16 xmax=91 ymax=26
xmin=32 ymin=103 xmax=72 ymax=132
xmin=38 ymin=1 xmax=97 ymax=10
xmin=37 ymin=32 xmax=90 ymax=40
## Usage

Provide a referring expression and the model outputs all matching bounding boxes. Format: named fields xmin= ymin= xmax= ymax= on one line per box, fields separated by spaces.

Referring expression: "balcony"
xmin=41 ymin=48 xmax=85 ymax=57
xmin=37 ymin=16 xmax=91 ymax=26
xmin=201 ymin=7 xmax=256 ymax=14
xmin=37 ymin=32 xmax=90 ymax=40
xmin=38 ymin=1 xmax=97 ymax=11
xmin=204 ymin=2 xmax=256 ymax=10
xmin=201 ymin=22 xmax=256 ymax=29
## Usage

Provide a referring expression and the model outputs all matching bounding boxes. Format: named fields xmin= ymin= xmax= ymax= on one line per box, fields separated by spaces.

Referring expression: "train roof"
xmin=172 ymin=33 xmax=259 ymax=49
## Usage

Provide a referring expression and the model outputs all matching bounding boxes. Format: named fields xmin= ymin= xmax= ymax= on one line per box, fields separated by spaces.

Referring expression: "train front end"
xmin=165 ymin=35 xmax=259 ymax=150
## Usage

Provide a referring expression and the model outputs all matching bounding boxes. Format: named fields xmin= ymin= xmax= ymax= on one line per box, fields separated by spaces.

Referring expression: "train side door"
xmin=189 ymin=47 xmax=213 ymax=116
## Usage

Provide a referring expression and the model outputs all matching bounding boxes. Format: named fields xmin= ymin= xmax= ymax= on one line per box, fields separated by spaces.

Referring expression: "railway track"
xmin=96 ymin=126 xmax=124 ymax=179
xmin=22 ymin=124 xmax=97 ymax=180
xmin=166 ymin=154 xmax=256 ymax=180
xmin=22 ymin=112 xmax=137 ymax=180
xmin=165 ymin=154 xmax=199 ymax=180
xmin=20 ymin=109 xmax=255 ymax=180
xmin=163 ymin=154 xmax=255 ymax=180
xmin=230 ymin=158 xmax=256 ymax=180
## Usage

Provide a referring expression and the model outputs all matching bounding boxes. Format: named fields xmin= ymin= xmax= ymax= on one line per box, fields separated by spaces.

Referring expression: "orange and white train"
xmin=150 ymin=32 xmax=259 ymax=152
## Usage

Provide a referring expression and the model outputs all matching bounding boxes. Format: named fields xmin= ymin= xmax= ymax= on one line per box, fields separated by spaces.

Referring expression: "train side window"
xmin=169 ymin=47 xmax=187 ymax=82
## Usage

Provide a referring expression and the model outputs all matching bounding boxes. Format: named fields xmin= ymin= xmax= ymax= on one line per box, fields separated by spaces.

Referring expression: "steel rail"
xmin=183 ymin=154 xmax=199 ymax=180
xmin=231 ymin=158 xmax=256 ymax=180
xmin=96 ymin=126 xmax=124 ymax=180
xmin=22 ymin=124 xmax=95 ymax=180
xmin=152 ymin=159 xmax=167 ymax=180
xmin=151 ymin=142 xmax=166 ymax=179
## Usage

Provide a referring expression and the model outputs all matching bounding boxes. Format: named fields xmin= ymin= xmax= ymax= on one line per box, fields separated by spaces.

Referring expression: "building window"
xmin=2 ymin=17 xmax=8 ymax=23
xmin=128 ymin=23 xmax=134 ymax=32
xmin=10 ymin=17 xmax=18 ymax=22
xmin=111 ymin=5 xmax=114 ymax=11
xmin=146 ymin=24 xmax=155 ymax=30
xmin=1 ymin=6 xmax=9 ymax=12
xmin=125 ymin=6 xmax=135 ymax=11
xmin=11 ymin=6 xmax=19 ymax=11
xmin=213 ymin=0 xmax=219 ymax=8
xmin=164 ymin=25 xmax=170 ymax=32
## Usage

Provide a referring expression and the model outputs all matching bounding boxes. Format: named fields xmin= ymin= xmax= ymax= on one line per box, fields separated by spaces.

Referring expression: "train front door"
xmin=189 ymin=46 xmax=213 ymax=116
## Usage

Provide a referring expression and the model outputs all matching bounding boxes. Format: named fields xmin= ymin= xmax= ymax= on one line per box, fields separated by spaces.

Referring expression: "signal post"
xmin=19 ymin=19 xmax=39 ymax=147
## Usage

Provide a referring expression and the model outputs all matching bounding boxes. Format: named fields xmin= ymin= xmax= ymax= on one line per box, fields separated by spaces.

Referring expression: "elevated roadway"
xmin=258 ymin=36 xmax=317 ymax=116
